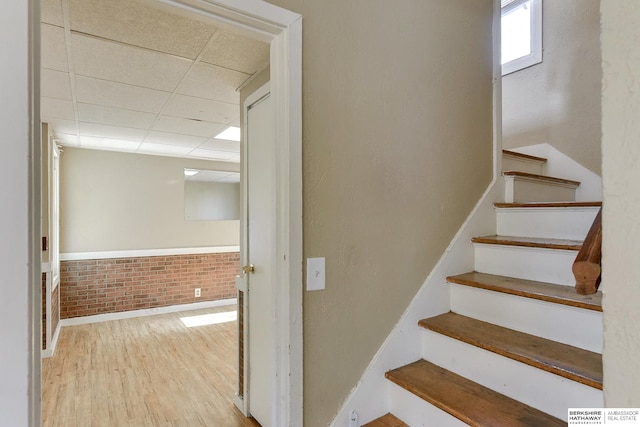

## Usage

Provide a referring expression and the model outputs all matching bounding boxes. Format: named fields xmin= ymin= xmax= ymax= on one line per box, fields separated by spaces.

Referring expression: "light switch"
xmin=306 ymin=257 xmax=325 ymax=291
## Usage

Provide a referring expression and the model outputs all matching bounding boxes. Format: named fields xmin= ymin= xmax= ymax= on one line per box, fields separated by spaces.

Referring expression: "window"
xmin=501 ymin=0 xmax=542 ymax=75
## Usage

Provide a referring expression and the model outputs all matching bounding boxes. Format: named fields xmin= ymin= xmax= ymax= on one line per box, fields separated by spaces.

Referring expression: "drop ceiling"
xmin=40 ymin=0 xmax=270 ymax=163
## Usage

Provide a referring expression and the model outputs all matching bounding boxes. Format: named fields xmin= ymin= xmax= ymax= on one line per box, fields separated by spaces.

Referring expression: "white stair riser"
xmin=450 ymin=284 xmax=603 ymax=353
xmin=474 ymin=244 xmax=576 ymax=285
xmin=504 ymin=176 xmax=577 ymax=203
xmin=496 ymin=207 xmax=600 ymax=240
xmin=421 ymin=331 xmax=604 ymax=420
xmin=388 ymin=382 xmax=468 ymax=427
xmin=502 ymin=156 xmax=545 ymax=175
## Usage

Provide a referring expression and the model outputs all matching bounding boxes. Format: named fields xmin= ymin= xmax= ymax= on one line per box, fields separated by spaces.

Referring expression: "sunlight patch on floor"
xmin=180 ymin=311 xmax=237 ymax=327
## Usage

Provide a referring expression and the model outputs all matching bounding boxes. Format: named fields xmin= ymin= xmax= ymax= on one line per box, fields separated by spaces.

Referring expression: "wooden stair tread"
xmin=419 ymin=312 xmax=603 ymax=389
xmin=495 ymin=201 xmax=602 ymax=209
xmin=471 ymin=235 xmax=583 ymax=251
xmin=502 ymin=149 xmax=548 ymax=163
xmin=503 ymin=171 xmax=581 ymax=187
xmin=386 ymin=359 xmax=566 ymax=426
xmin=362 ymin=413 xmax=409 ymax=427
xmin=447 ymin=271 xmax=602 ymax=312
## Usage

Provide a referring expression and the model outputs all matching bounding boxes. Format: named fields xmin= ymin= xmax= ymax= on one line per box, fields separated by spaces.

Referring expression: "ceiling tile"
xmin=136 ymin=142 xmax=193 ymax=157
xmin=152 ymin=116 xmax=225 ymax=138
xmin=71 ymin=33 xmax=192 ymax=92
xmin=177 ymin=63 xmax=248 ymax=104
xmin=201 ymin=28 xmax=269 ymax=74
xmin=46 ymin=119 xmax=78 ymax=136
xmin=41 ymin=24 xmax=69 ymax=72
xmin=187 ymin=148 xmax=239 ymax=162
xmin=75 ymin=76 xmax=171 ymax=113
xmin=79 ymin=122 xmax=147 ymax=141
xmin=41 ymin=69 xmax=72 ymax=101
xmin=186 ymin=170 xmax=239 ymax=182
xmin=41 ymin=98 xmax=75 ymax=121
xmin=200 ymin=139 xmax=240 ymax=153
xmin=68 ymin=0 xmax=216 ymax=59
xmin=56 ymin=133 xmax=80 ymax=146
xmin=144 ymin=131 xmax=206 ymax=148
xmin=42 ymin=0 xmax=64 ymax=26
xmin=80 ymin=136 xmax=139 ymax=152
xmin=163 ymin=94 xmax=239 ymax=123
xmin=77 ymin=103 xmax=156 ymax=129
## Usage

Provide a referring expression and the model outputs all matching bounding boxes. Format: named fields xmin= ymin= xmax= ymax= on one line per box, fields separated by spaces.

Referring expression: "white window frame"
xmin=501 ymin=0 xmax=543 ymax=75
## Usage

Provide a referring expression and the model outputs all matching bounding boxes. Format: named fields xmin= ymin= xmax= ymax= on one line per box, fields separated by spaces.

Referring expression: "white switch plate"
xmin=306 ymin=257 xmax=325 ymax=291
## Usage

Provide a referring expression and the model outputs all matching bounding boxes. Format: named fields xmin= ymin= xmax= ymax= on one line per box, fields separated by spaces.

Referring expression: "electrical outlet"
xmin=194 ymin=288 xmax=201 ymax=298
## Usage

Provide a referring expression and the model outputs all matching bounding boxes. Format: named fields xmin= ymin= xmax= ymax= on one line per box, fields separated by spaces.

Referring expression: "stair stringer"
xmin=330 ymin=180 xmax=501 ymax=427
xmin=508 ymin=143 xmax=602 ymax=201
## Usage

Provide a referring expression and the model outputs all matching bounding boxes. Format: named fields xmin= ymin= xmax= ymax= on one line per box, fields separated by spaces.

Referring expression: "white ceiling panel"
xmin=41 ymin=24 xmax=69 ymax=72
xmin=71 ymin=33 xmax=193 ymax=92
xmin=185 ymin=170 xmax=239 ymax=182
xmin=42 ymin=0 xmax=64 ymax=26
xmin=75 ymin=76 xmax=171 ymax=113
xmin=68 ymin=0 xmax=216 ymax=59
xmin=78 ymin=122 xmax=148 ymax=141
xmin=163 ymin=94 xmax=239 ymax=123
xmin=41 ymin=69 xmax=72 ymax=101
xmin=152 ymin=116 xmax=225 ymax=138
xmin=201 ymin=28 xmax=269 ymax=74
xmin=77 ymin=103 xmax=156 ymax=129
xmin=177 ymin=63 xmax=249 ymax=104
xmin=41 ymin=98 xmax=75 ymax=121
xmin=80 ymin=136 xmax=139 ymax=152
xmin=137 ymin=143 xmax=193 ymax=157
xmin=46 ymin=119 xmax=78 ymax=136
xmin=144 ymin=131 xmax=206 ymax=148
xmin=200 ymin=139 xmax=240 ymax=152
xmin=56 ymin=133 xmax=80 ymax=146
xmin=187 ymin=148 xmax=239 ymax=162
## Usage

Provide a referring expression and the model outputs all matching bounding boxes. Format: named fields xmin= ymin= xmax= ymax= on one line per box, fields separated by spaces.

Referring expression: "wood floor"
xmin=42 ymin=305 xmax=261 ymax=427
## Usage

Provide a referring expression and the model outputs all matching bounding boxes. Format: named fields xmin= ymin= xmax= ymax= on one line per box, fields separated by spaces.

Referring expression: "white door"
xmin=245 ymin=84 xmax=275 ymax=427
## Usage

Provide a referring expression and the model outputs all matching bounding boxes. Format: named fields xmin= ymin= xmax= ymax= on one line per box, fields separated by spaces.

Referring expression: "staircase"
xmin=364 ymin=150 xmax=603 ymax=427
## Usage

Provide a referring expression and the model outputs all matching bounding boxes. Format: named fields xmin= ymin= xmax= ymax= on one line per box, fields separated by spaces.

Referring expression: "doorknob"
xmin=243 ymin=264 xmax=255 ymax=274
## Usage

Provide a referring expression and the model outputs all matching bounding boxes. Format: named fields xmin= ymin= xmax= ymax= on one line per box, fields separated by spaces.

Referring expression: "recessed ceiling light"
xmin=214 ymin=126 xmax=241 ymax=142
xmin=184 ymin=169 xmax=199 ymax=177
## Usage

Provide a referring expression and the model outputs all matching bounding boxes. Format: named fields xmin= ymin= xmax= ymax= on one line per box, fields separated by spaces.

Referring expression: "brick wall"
xmin=60 ymin=252 xmax=239 ymax=319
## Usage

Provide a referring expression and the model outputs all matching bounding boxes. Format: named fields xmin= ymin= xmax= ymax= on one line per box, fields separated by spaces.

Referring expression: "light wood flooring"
xmin=42 ymin=305 xmax=261 ymax=427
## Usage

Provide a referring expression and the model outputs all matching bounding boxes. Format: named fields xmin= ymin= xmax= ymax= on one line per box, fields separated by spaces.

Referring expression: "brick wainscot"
xmin=60 ymin=252 xmax=239 ymax=319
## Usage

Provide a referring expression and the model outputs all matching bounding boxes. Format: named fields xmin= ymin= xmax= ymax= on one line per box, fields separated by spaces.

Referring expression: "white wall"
xmin=60 ymin=148 xmax=240 ymax=253
xmin=502 ymin=0 xmax=602 ymax=175
xmin=0 ymin=1 xmax=36 ymax=425
xmin=601 ymin=0 xmax=640 ymax=407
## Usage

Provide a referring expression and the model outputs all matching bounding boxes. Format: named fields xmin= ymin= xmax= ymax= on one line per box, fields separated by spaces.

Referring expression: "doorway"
xmin=33 ymin=0 xmax=302 ymax=426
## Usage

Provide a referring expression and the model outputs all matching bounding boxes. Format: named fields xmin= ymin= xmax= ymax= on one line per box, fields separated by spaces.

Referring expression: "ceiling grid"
xmin=40 ymin=0 xmax=270 ymax=162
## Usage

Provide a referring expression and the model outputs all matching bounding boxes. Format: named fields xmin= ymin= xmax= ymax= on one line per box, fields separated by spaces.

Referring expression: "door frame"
xmin=29 ymin=0 xmax=303 ymax=426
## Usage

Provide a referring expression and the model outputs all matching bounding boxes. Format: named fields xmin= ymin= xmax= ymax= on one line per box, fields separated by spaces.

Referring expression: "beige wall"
xmin=601 ymin=0 xmax=640 ymax=407
xmin=41 ymin=123 xmax=51 ymax=263
xmin=502 ymin=0 xmax=602 ymax=175
xmin=60 ymin=148 xmax=239 ymax=253
xmin=265 ymin=1 xmax=494 ymax=425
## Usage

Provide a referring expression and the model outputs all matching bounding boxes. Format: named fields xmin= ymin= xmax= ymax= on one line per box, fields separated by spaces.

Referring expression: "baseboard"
xmin=41 ymin=321 xmax=61 ymax=359
xmin=59 ymin=298 xmax=237 ymax=327
xmin=330 ymin=180 xmax=500 ymax=426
